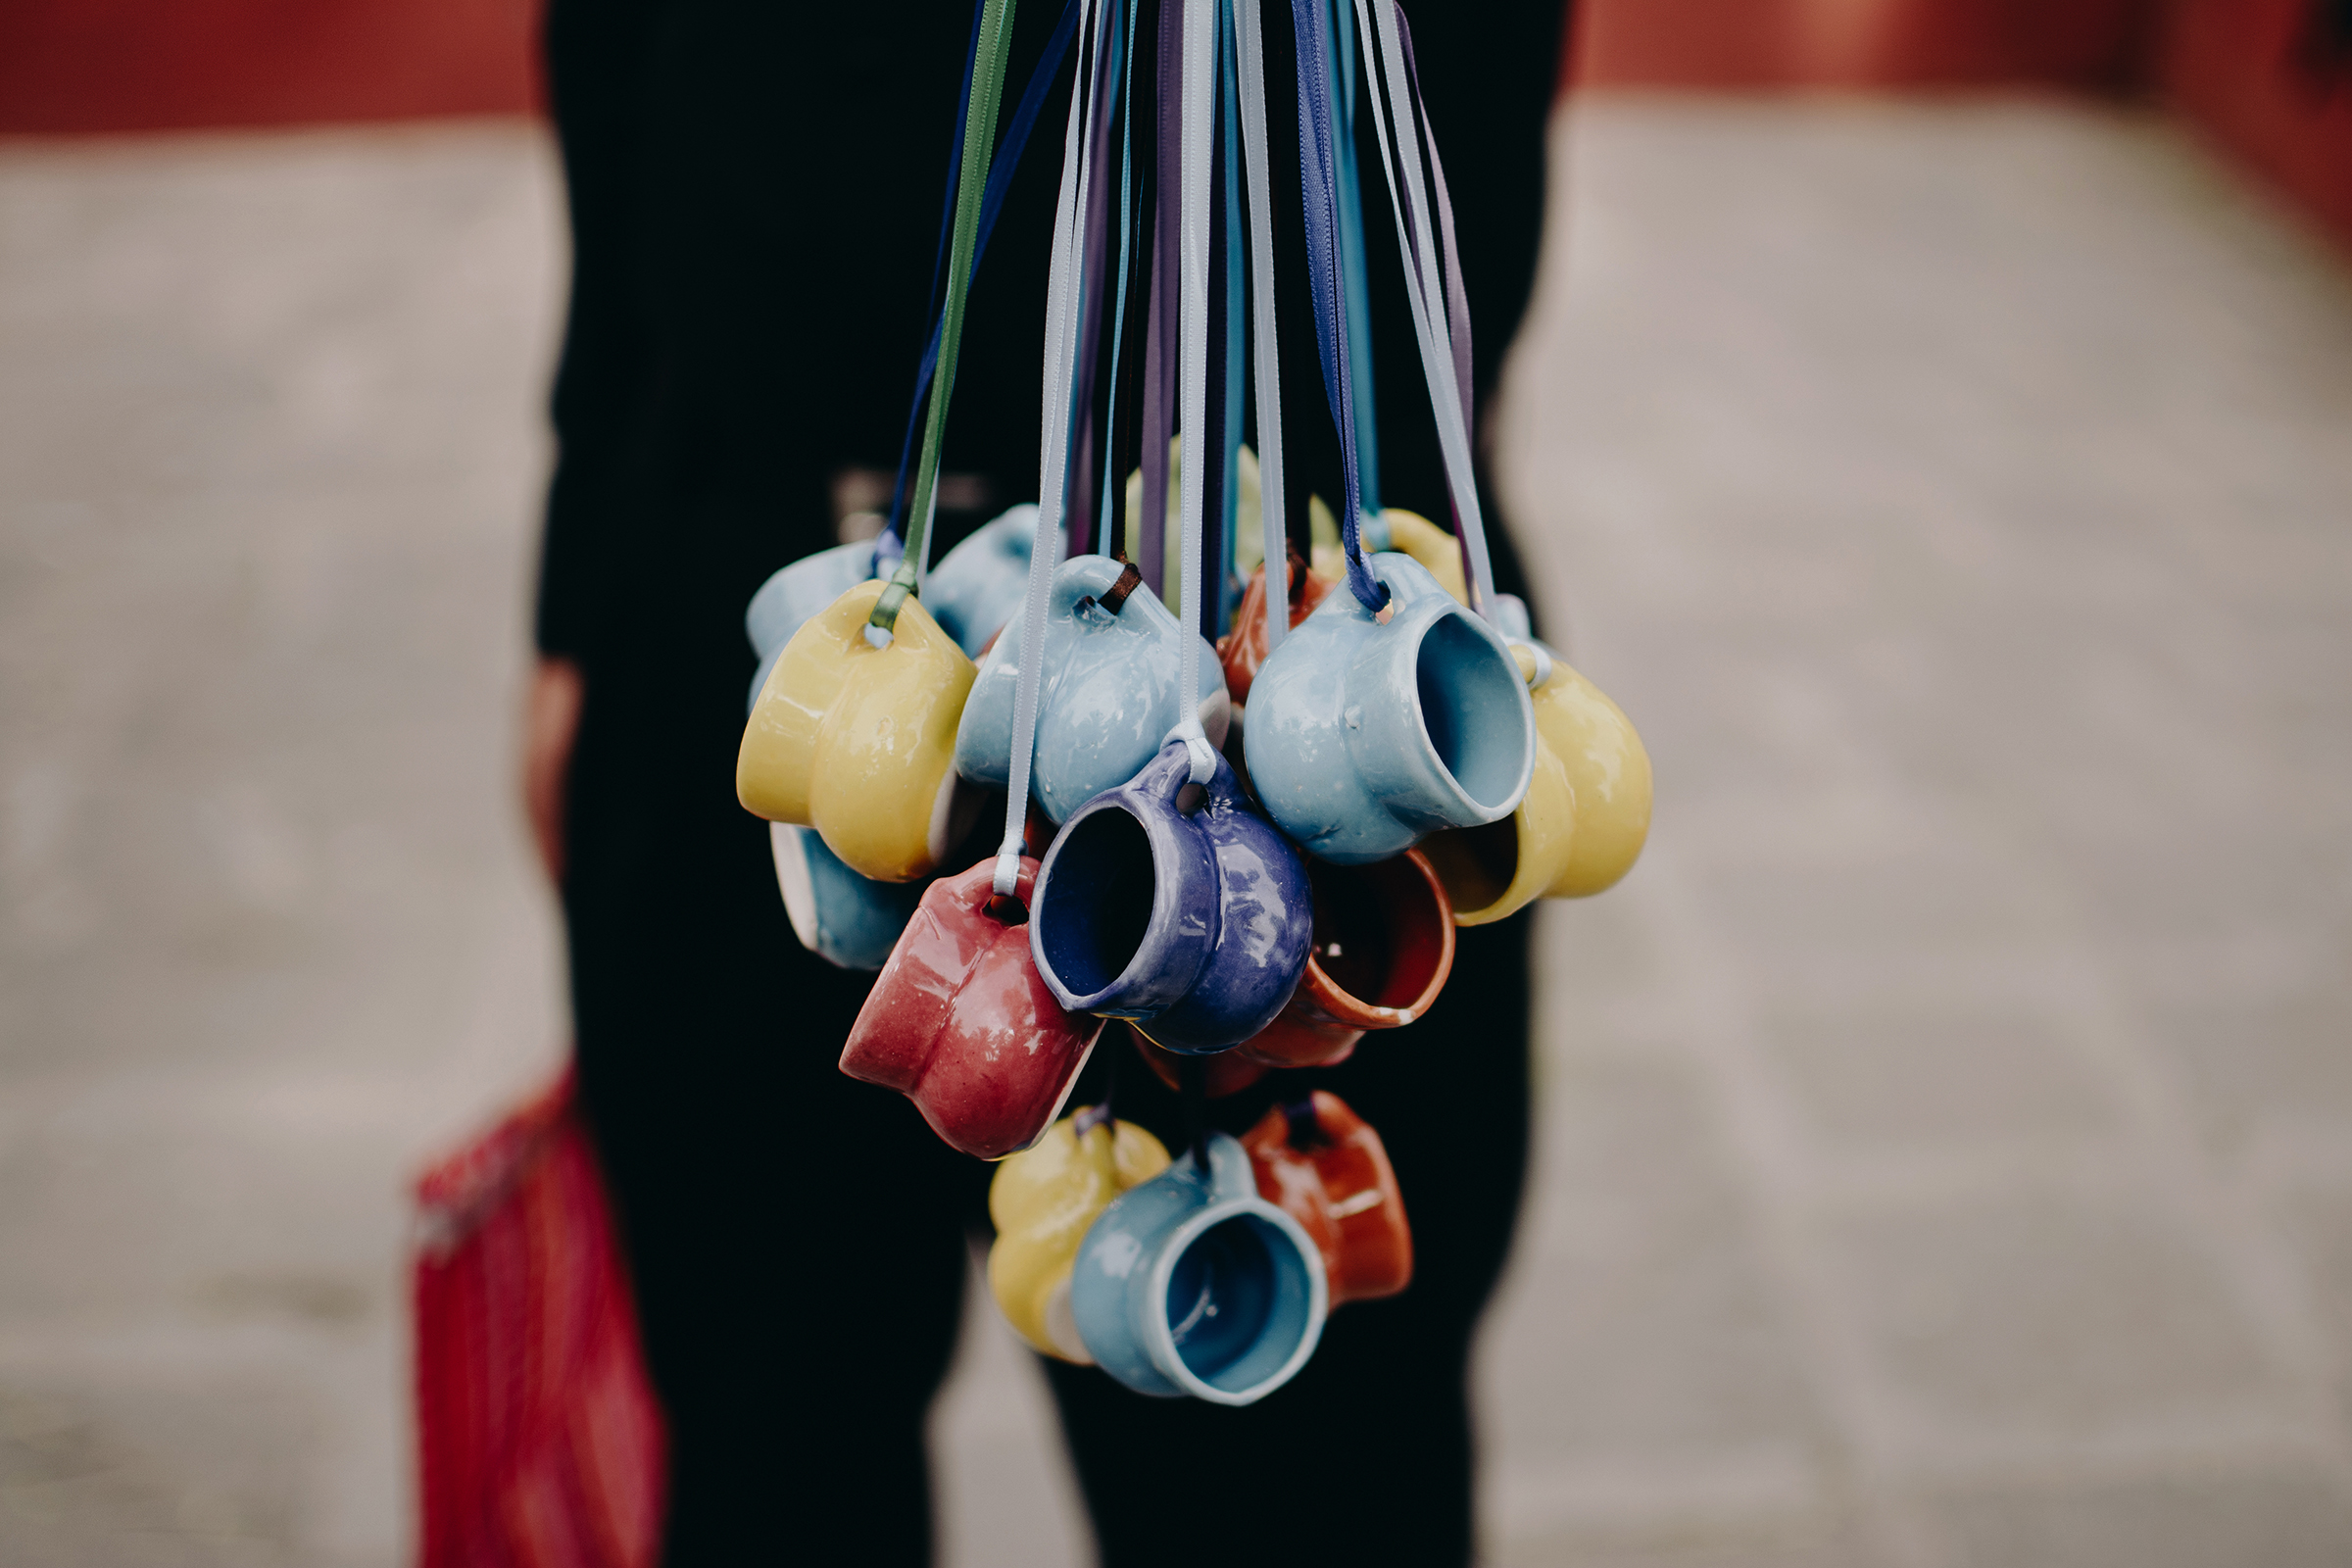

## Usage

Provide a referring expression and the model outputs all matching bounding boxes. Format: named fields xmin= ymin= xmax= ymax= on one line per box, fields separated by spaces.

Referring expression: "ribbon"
xmin=996 ymin=0 xmax=1107 ymax=897
xmin=1139 ymin=0 xmax=1183 ymax=602
xmin=1291 ymin=0 xmax=1387 ymax=615
xmin=875 ymin=0 xmax=1024 ymax=632
xmin=1063 ymin=0 xmax=1125 ymax=560
xmin=1162 ymin=0 xmax=1219 ymax=785
xmin=1096 ymin=0 xmax=1145 ymax=557
xmin=1233 ymin=0 xmax=1290 ymax=651
xmin=883 ymin=0 xmax=1082 ymax=563
xmin=1350 ymin=0 xmax=1498 ymax=618
xmin=1330 ymin=0 xmax=1382 ymax=519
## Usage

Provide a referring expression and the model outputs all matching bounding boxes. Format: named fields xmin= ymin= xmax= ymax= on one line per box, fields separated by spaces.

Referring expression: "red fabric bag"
xmin=413 ymin=1068 xmax=667 ymax=1568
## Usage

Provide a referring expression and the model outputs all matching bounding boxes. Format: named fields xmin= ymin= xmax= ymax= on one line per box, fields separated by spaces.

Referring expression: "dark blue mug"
xmin=1068 ymin=1131 xmax=1327 ymax=1404
xmin=1029 ymin=742 xmax=1312 ymax=1054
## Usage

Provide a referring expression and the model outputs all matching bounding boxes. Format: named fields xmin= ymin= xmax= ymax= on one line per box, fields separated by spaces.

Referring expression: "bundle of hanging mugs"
xmin=733 ymin=0 xmax=1649 ymax=1405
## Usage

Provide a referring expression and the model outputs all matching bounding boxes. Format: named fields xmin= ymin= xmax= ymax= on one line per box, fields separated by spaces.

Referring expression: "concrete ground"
xmin=2 ymin=95 xmax=2349 ymax=1568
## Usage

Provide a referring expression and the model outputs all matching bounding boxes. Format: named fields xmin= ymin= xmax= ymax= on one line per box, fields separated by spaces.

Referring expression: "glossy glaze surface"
xmin=1242 ymin=1092 xmax=1413 ymax=1305
xmin=987 ymin=1112 xmax=1170 ymax=1361
xmin=839 ymin=858 xmax=1104 ymax=1159
xmin=1030 ymin=742 xmax=1311 ymax=1054
xmin=926 ymin=504 xmax=1039 ymax=659
xmin=1245 ymin=553 xmax=1535 ymax=864
xmin=736 ymin=579 xmax=977 ymax=883
xmin=1215 ymin=561 xmax=1336 ymax=708
xmin=769 ymin=822 xmax=925 ymax=970
xmin=1421 ymin=642 xmax=1651 ymax=918
xmin=956 ymin=554 xmax=1232 ymax=824
xmin=1537 ymin=657 xmax=1653 ymax=897
xmin=1068 ymin=1131 xmax=1327 ymax=1404
xmin=1238 ymin=848 xmax=1455 ymax=1069
xmin=743 ymin=538 xmax=879 ymax=711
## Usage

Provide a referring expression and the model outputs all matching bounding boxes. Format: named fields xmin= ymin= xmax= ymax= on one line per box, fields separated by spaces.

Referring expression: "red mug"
xmin=1237 ymin=849 xmax=1454 ymax=1071
xmin=1242 ymin=1092 xmax=1412 ymax=1305
xmin=841 ymin=857 xmax=1103 ymax=1159
xmin=1216 ymin=556 xmax=1335 ymax=708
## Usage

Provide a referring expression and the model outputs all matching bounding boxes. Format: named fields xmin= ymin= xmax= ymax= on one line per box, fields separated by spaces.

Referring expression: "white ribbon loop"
xmin=996 ymin=0 xmax=1104 ymax=901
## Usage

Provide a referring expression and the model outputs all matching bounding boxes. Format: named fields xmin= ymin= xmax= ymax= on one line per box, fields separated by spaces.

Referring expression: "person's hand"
xmin=521 ymin=656 xmax=585 ymax=884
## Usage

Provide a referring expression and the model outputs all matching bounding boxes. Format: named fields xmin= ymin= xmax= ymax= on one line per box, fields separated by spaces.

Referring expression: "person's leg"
xmin=543 ymin=0 xmax=1020 ymax=1560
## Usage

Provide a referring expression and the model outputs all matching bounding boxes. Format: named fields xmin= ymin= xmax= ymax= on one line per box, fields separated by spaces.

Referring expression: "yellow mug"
xmin=736 ymin=579 xmax=978 ymax=883
xmin=1421 ymin=648 xmax=1651 ymax=924
xmin=988 ymin=1110 xmax=1170 ymax=1362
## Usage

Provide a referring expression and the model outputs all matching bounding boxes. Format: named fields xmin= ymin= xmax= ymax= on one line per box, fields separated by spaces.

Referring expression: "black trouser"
xmin=539 ymin=2 xmax=1566 ymax=1562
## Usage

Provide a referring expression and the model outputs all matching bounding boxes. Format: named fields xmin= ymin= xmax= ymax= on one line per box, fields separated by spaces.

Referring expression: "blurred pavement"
xmin=2 ymin=97 xmax=2349 ymax=1567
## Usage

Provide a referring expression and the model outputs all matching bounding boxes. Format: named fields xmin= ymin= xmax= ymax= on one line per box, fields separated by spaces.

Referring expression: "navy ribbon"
xmin=1292 ymin=0 xmax=1387 ymax=613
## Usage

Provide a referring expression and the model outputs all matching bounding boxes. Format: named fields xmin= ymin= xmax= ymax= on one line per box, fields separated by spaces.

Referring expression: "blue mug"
xmin=956 ymin=555 xmax=1231 ymax=825
xmin=1069 ymin=1131 xmax=1327 ymax=1404
xmin=925 ymin=505 xmax=1039 ymax=659
xmin=744 ymin=537 xmax=884 ymax=710
xmin=768 ymin=822 xmax=926 ymax=971
xmin=1029 ymin=741 xmax=1310 ymax=1054
xmin=1244 ymin=553 xmax=1536 ymax=865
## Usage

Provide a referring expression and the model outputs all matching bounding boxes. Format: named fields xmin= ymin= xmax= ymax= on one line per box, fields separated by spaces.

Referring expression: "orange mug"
xmin=1238 ymin=849 xmax=1454 ymax=1070
xmin=1215 ymin=555 xmax=1335 ymax=709
xmin=1242 ymin=1092 xmax=1411 ymax=1305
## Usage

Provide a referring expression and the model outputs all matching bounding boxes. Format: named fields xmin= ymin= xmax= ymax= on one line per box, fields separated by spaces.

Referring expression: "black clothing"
xmin=539 ymin=1 xmax=1566 ymax=1562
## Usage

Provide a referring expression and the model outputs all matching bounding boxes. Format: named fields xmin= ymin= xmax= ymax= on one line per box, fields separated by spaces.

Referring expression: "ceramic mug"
xmin=768 ymin=822 xmax=928 ymax=970
xmin=1246 ymin=553 xmax=1535 ymax=865
xmin=1215 ymin=557 xmax=1335 ymax=709
xmin=1241 ymin=1092 xmax=1412 ymax=1306
xmin=1030 ymin=741 xmax=1311 ymax=1054
xmin=744 ymin=537 xmax=884 ymax=710
xmin=926 ymin=504 xmax=1039 ymax=659
xmin=1237 ymin=848 xmax=1455 ymax=1070
xmin=988 ymin=1109 xmax=1170 ymax=1362
xmin=738 ymin=579 xmax=978 ymax=883
xmin=1421 ymin=644 xmax=1652 ymax=923
xmin=839 ymin=857 xmax=1104 ymax=1159
xmin=956 ymin=554 xmax=1231 ymax=825
xmin=1068 ymin=1130 xmax=1327 ymax=1404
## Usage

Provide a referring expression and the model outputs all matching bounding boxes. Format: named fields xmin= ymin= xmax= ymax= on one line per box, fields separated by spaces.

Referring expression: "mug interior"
xmin=1357 ymin=856 xmax=1449 ymax=1008
xmin=1415 ymin=614 xmax=1529 ymax=812
xmin=1163 ymin=1212 xmax=1316 ymax=1396
xmin=1420 ymin=814 xmax=1520 ymax=916
xmin=1036 ymin=808 xmax=1157 ymax=999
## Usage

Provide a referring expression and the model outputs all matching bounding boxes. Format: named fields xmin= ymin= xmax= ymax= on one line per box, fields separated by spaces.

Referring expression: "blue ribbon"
xmin=1291 ymin=0 xmax=1387 ymax=613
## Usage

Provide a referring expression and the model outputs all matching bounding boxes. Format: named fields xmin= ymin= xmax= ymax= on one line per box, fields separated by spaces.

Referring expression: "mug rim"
xmin=1140 ymin=1191 xmax=1328 ymax=1406
xmin=1031 ymin=789 xmax=1191 ymax=1014
xmin=1368 ymin=586 xmax=1536 ymax=828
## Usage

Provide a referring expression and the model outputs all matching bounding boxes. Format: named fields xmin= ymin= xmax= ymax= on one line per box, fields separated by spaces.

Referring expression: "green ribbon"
xmin=875 ymin=0 xmax=1022 ymax=632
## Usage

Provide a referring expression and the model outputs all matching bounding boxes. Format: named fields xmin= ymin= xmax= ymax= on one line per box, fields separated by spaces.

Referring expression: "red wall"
xmin=0 ymin=0 xmax=536 ymax=135
xmin=2155 ymin=0 xmax=2352 ymax=251
xmin=1568 ymin=0 xmax=2157 ymax=91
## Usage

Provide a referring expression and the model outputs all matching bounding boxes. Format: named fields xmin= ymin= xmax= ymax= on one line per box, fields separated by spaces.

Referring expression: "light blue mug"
xmin=743 ymin=537 xmax=884 ymax=709
xmin=1243 ymin=554 xmax=1536 ymax=864
xmin=767 ymin=822 xmax=928 ymax=971
xmin=925 ymin=505 xmax=1039 ymax=659
xmin=955 ymin=554 xmax=1230 ymax=825
xmin=1069 ymin=1131 xmax=1327 ymax=1404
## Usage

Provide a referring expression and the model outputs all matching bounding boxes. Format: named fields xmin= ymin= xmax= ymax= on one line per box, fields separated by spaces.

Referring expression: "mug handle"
xmin=1137 ymin=739 xmax=1239 ymax=817
xmin=1200 ymin=1133 xmax=1259 ymax=1202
